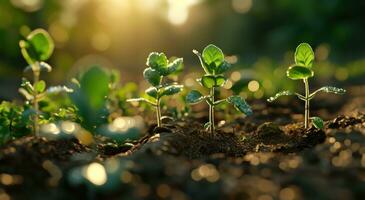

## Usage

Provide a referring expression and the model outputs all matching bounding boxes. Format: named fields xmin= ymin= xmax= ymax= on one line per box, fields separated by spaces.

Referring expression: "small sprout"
xmin=311 ymin=117 xmax=324 ymax=129
xmin=127 ymin=52 xmax=184 ymax=127
xmin=268 ymin=43 xmax=346 ymax=129
xmin=186 ymin=44 xmax=252 ymax=134
xmin=19 ymin=29 xmax=54 ymax=136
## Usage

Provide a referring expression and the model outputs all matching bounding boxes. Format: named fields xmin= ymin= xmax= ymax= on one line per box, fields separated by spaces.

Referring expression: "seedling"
xmin=268 ymin=43 xmax=346 ymax=129
xmin=186 ymin=44 xmax=252 ymax=134
xmin=127 ymin=52 xmax=184 ymax=127
xmin=19 ymin=28 xmax=55 ymax=136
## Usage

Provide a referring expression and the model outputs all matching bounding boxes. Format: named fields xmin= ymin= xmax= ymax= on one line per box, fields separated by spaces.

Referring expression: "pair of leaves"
xmin=19 ymin=29 xmax=54 ymax=65
xmin=194 ymin=44 xmax=231 ymax=75
xmin=145 ymin=85 xmax=183 ymax=99
xmin=24 ymin=62 xmax=52 ymax=73
xmin=267 ymin=86 xmax=346 ymax=103
xmin=198 ymin=75 xmax=226 ymax=89
xmin=147 ymin=52 xmax=183 ymax=76
xmin=144 ymin=52 xmax=183 ymax=86
xmin=19 ymin=79 xmax=46 ymax=100
xmin=129 ymin=85 xmax=183 ymax=106
xmin=186 ymin=91 xmax=252 ymax=116
xmin=287 ymin=43 xmax=315 ymax=80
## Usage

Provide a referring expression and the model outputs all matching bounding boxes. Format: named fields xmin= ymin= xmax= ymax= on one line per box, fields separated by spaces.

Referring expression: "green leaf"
xmin=267 ymin=90 xmax=294 ymax=102
xmin=198 ymin=75 xmax=215 ymax=88
xmin=163 ymin=58 xmax=183 ymax=75
xmin=202 ymin=44 xmax=224 ymax=72
xmin=160 ymin=85 xmax=183 ymax=97
xmin=193 ymin=50 xmax=213 ymax=74
xmin=145 ymin=87 xmax=158 ymax=99
xmin=143 ymin=68 xmax=162 ymax=86
xmin=19 ymin=29 xmax=54 ymax=64
xmin=215 ymin=61 xmax=231 ymax=74
xmin=215 ymin=75 xmax=226 ymax=87
xmin=34 ymin=80 xmax=46 ymax=93
xmin=198 ymin=75 xmax=226 ymax=88
xmin=227 ymin=95 xmax=253 ymax=116
xmin=311 ymin=117 xmax=324 ymax=129
xmin=146 ymin=52 xmax=168 ymax=73
xmin=186 ymin=90 xmax=204 ymax=104
xmin=312 ymin=86 xmax=346 ymax=96
xmin=286 ymin=65 xmax=314 ymax=80
xmin=226 ymin=96 xmax=252 ymax=115
xmin=295 ymin=43 xmax=314 ymax=68
xmin=79 ymin=66 xmax=110 ymax=109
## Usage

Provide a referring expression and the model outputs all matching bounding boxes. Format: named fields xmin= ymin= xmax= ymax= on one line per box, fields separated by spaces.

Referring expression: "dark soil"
xmin=1 ymin=86 xmax=365 ymax=200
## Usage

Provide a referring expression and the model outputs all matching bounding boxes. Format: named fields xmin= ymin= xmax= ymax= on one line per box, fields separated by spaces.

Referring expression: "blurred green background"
xmin=1 ymin=0 xmax=365 ymax=100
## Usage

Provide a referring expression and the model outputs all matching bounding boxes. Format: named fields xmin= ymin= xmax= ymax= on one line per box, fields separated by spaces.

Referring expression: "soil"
xmin=1 ymin=86 xmax=365 ymax=200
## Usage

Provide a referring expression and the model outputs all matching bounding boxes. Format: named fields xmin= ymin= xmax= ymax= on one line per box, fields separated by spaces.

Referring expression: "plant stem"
xmin=304 ymin=78 xmax=310 ymax=129
xmin=156 ymin=98 xmax=162 ymax=127
xmin=33 ymin=63 xmax=40 ymax=136
xmin=209 ymin=87 xmax=215 ymax=134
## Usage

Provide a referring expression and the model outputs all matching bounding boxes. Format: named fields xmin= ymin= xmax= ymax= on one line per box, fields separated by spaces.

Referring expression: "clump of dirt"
xmin=0 ymin=136 xmax=90 ymax=165
xmin=131 ymin=118 xmax=327 ymax=158
xmin=328 ymin=114 xmax=365 ymax=129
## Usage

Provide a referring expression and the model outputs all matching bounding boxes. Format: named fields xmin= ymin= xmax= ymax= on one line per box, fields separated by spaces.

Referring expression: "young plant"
xmin=267 ymin=43 xmax=346 ymax=129
xmin=19 ymin=28 xmax=54 ymax=136
xmin=186 ymin=44 xmax=252 ymax=134
xmin=127 ymin=52 xmax=184 ymax=127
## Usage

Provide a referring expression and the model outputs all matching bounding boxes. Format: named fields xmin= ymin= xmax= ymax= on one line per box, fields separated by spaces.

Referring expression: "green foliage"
xmin=295 ymin=43 xmax=314 ymax=68
xmin=127 ymin=52 xmax=184 ymax=127
xmin=18 ymin=28 xmax=73 ymax=136
xmin=286 ymin=65 xmax=314 ymax=80
xmin=34 ymin=80 xmax=46 ymax=93
xmin=0 ymin=101 xmax=32 ymax=145
xmin=268 ymin=43 xmax=346 ymax=129
xmin=70 ymin=66 xmax=110 ymax=131
xmin=186 ymin=90 xmax=204 ymax=104
xmin=19 ymin=29 xmax=54 ymax=65
xmin=143 ymin=68 xmax=161 ymax=87
xmin=193 ymin=44 xmax=231 ymax=75
xmin=226 ymin=96 xmax=253 ymax=116
xmin=187 ymin=44 xmax=252 ymax=134
xmin=311 ymin=117 xmax=324 ymax=129
xmin=198 ymin=75 xmax=226 ymax=88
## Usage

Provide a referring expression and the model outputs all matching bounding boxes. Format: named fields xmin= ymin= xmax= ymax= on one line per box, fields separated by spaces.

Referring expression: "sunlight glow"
xmin=167 ymin=0 xmax=201 ymax=26
xmin=10 ymin=0 xmax=43 ymax=12
xmin=232 ymin=0 xmax=253 ymax=14
xmin=248 ymin=80 xmax=260 ymax=92
xmin=84 ymin=162 xmax=107 ymax=186
xmin=41 ymin=123 xmax=60 ymax=135
xmin=61 ymin=121 xmax=77 ymax=134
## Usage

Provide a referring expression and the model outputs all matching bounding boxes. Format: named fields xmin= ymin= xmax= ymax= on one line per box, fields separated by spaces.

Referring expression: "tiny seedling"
xmin=186 ymin=44 xmax=252 ymax=134
xmin=127 ymin=52 xmax=184 ymax=127
xmin=19 ymin=29 xmax=72 ymax=136
xmin=19 ymin=28 xmax=55 ymax=136
xmin=268 ymin=43 xmax=346 ymax=129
